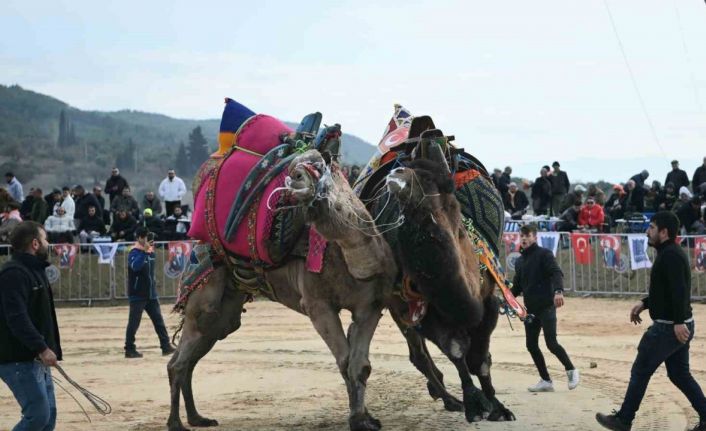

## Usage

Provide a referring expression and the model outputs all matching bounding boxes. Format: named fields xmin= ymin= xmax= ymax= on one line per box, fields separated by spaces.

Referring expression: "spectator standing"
xmin=531 ymin=167 xmax=553 ymax=216
xmin=57 ymin=187 xmax=75 ymax=219
xmin=491 ymin=168 xmax=503 ymax=192
xmin=626 ymin=170 xmax=649 ymax=213
xmin=44 ymin=189 xmax=61 ymax=215
xmin=645 ymin=181 xmax=662 ymax=212
xmin=142 ymin=191 xmax=163 ymax=216
xmin=693 ymin=157 xmax=706 ymax=194
xmin=503 ymin=182 xmax=529 ymax=219
xmin=124 ymin=227 xmax=176 ymax=358
xmin=105 ymin=167 xmax=129 ymax=205
xmin=4 ymin=172 xmax=23 ymax=203
xmin=578 ymin=197 xmax=605 ymax=230
xmin=158 ymin=169 xmax=187 ymax=217
xmin=111 ymin=187 xmax=140 ymax=220
xmin=0 ymin=202 xmax=23 ymax=243
xmin=499 ymin=166 xmax=512 ymax=197
xmin=110 ymin=209 xmax=137 ymax=242
xmin=665 ymin=160 xmax=690 ymax=192
xmin=550 ymin=161 xmax=570 ymax=216
xmin=44 ymin=207 xmax=75 ymax=243
xmin=78 ymin=206 xmax=107 ymax=243
xmin=511 ymin=224 xmax=579 ymax=392
xmin=596 ymin=212 xmax=706 ymax=431
xmin=0 ymin=222 xmax=62 ymax=431
xmin=30 ymin=188 xmax=49 ymax=224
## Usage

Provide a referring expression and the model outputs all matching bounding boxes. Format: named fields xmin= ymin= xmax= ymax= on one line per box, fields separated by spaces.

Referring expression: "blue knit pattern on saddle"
xmin=454 ymin=175 xmax=503 ymax=256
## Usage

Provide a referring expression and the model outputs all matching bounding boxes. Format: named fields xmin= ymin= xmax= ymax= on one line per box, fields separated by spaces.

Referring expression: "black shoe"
xmin=162 ymin=344 xmax=177 ymax=356
xmin=125 ymin=350 xmax=143 ymax=359
xmin=690 ymin=421 xmax=706 ymax=431
xmin=596 ymin=411 xmax=631 ymax=431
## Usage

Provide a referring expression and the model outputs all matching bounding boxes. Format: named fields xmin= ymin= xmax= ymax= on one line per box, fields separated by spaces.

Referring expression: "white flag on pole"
xmin=628 ymin=234 xmax=652 ymax=270
xmin=537 ymin=232 xmax=560 ymax=257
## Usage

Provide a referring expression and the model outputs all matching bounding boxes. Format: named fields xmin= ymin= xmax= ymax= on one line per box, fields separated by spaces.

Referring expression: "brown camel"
xmin=382 ymin=139 xmax=515 ymax=423
xmin=167 ymin=149 xmax=397 ymax=431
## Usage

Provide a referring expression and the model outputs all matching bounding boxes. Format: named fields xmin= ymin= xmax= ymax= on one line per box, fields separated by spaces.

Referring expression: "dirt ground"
xmin=1 ymin=297 xmax=705 ymax=431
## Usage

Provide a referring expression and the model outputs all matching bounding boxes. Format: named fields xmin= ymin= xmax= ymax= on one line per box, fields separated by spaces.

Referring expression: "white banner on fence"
xmin=628 ymin=234 xmax=652 ymax=270
xmin=537 ymin=232 xmax=560 ymax=257
xmin=94 ymin=243 xmax=119 ymax=265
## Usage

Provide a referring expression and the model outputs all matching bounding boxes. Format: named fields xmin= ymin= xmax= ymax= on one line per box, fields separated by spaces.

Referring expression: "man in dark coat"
xmin=531 ymin=167 xmax=553 ymax=216
xmin=693 ymin=157 xmax=706 ymax=194
xmin=104 ymin=167 xmax=129 ymax=205
xmin=665 ymin=160 xmax=690 ymax=193
xmin=73 ymin=185 xmax=102 ymax=222
xmin=503 ymin=182 xmax=529 ymax=219
xmin=30 ymin=188 xmax=49 ymax=224
xmin=676 ymin=197 xmax=705 ymax=235
xmin=550 ymin=161 xmax=570 ymax=216
xmin=511 ymin=224 xmax=579 ymax=392
xmin=110 ymin=210 xmax=137 ymax=242
xmin=596 ymin=212 xmax=706 ymax=431
xmin=498 ymin=166 xmax=512 ymax=197
xmin=626 ymin=170 xmax=649 ymax=213
xmin=0 ymin=221 xmax=62 ymax=431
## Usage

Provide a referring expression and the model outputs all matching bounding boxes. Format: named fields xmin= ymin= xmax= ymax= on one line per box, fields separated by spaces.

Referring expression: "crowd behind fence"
xmin=0 ymin=233 xmax=704 ymax=303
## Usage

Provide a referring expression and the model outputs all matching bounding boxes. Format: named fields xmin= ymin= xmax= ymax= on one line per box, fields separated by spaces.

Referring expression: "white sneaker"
xmin=567 ymin=369 xmax=580 ymax=390
xmin=528 ymin=379 xmax=554 ymax=392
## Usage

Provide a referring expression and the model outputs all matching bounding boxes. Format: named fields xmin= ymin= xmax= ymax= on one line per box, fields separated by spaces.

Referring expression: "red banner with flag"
xmin=53 ymin=243 xmax=78 ymax=269
xmin=503 ymin=232 xmax=521 ymax=255
xmin=571 ymin=233 xmax=592 ymax=265
xmin=695 ymin=237 xmax=706 ymax=273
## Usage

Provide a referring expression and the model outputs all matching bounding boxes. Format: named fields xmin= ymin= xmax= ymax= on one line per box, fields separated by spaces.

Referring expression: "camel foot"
xmin=167 ymin=418 xmax=191 ymax=431
xmin=349 ymin=412 xmax=382 ymax=431
xmin=463 ymin=387 xmax=491 ymax=423
xmin=486 ymin=398 xmax=516 ymax=422
xmin=426 ymin=380 xmax=463 ymax=411
xmin=187 ymin=415 xmax=219 ymax=427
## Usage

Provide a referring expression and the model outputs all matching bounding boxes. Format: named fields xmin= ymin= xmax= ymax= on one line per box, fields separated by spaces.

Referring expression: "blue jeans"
xmin=618 ymin=321 xmax=706 ymax=424
xmin=0 ymin=361 xmax=56 ymax=431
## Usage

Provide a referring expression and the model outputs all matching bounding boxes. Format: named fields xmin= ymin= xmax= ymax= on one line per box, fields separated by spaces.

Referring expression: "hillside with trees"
xmin=0 ymin=84 xmax=376 ymax=200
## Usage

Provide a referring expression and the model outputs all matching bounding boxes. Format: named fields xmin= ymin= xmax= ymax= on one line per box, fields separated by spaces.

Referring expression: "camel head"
xmin=287 ymin=150 xmax=331 ymax=206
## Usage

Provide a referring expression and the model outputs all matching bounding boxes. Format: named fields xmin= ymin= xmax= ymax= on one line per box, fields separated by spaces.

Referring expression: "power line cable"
xmin=602 ymin=0 xmax=667 ymax=159
xmin=671 ymin=0 xmax=703 ymax=113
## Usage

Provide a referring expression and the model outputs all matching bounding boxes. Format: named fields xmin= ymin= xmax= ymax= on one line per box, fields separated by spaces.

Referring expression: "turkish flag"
xmin=571 ymin=233 xmax=592 ymax=265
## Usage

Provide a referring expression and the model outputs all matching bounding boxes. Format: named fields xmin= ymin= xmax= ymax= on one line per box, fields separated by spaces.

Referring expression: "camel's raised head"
xmin=386 ymin=141 xmax=455 ymax=211
xmin=287 ymin=149 xmax=330 ymax=205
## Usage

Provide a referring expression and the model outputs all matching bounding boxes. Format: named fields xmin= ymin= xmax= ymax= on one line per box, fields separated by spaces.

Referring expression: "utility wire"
xmin=671 ymin=0 xmax=703 ymax=114
xmin=602 ymin=0 xmax=667 ymax=158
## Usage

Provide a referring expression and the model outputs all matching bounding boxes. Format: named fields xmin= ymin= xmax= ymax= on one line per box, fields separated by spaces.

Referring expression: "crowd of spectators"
xmin=0 ymin=168 xmax=192 ymax=244
xmin=493 ymin=157 xmax=706 ymax=235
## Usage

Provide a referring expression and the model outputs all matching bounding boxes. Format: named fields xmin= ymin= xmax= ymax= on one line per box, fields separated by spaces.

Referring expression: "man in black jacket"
xmin=73 ymin=184 xmax=102 ymax=222
xmin=665 ymin=160 xmax=690 ymax=193
xmin=550 ymin=161 xmax=570 ymax=216
xmin=0 ymin=221 xmax=62 ymax=431
xmin=511 ymin=224 xmax=579 ymax=392
xmin=597 ymin=211 xmax=706 ymax=431
xmin=104 ymin=167 xmax=129 ymax=205
xmin=693 ymin=157 xmax=706 ymax=193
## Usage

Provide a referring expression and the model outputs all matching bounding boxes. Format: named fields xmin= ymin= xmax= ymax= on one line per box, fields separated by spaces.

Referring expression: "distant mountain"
xmin=0 ymin=84 xmax=376 ymax=192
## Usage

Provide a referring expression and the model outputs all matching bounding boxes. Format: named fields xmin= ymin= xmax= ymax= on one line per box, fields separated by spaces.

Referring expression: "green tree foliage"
xmin=187 ymin=126 xmax=209 ymax=174
xmin=175 ymin=142 xmax=189 ymax=175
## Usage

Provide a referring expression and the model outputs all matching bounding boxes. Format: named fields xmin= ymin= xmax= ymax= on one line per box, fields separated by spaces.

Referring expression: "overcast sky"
xmin=2 ymin=0 xmax=705 ymax=183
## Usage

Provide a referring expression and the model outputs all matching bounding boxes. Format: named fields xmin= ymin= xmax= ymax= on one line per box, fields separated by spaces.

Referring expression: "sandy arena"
xmin=1 ymin=297 xmax=704 ymax=431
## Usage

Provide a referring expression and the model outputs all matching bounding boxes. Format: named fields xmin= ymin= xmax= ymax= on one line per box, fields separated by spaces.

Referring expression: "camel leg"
xmin=167 ymin=267 xmax=246 ymax=431
xmin=389 ymin=310 xmax=463 ymax=412
xmin=346 ymin=306 xmax=384 ymax=430
xmin=446 ymin=341 xmax=490 ymax=424
xmin=467 ymin=297 xmax=515 ymax=422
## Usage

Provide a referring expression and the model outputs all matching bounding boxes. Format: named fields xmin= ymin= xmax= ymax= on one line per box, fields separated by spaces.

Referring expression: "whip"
xmin=39 ymin=361 xmax=112 ymax=422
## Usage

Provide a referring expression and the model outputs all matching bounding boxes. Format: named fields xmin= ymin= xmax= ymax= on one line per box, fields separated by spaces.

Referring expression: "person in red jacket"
xmin=578 ymin=197 xmax=605 ymax=230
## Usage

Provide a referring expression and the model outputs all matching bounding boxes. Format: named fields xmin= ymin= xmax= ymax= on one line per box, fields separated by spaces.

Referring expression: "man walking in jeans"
xmin=124 ymin=227 xmax=176 ymax=358
xmin=597 ymin=211 xmax=706 ymax=431
xmin=0 ymin=221 xmax=62 ymax=430
xmin=511 ymin=224 xmax=579 ymax=392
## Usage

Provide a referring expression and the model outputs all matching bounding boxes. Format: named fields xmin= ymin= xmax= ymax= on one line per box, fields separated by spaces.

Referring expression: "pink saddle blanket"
xmin=188 ymin=115 xmax=293 ymax=265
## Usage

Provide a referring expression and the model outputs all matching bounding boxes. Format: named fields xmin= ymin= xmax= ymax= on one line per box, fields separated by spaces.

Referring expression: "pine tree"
xmin=188 ymin=126 xmax=209 ymax=174
xmin=175 ymin=142 xmax=189 ymax=175
xmin=68 ymin=122 xmax=77 ymax=146
xmin=58 ymin=110 xmax=67 ymax=147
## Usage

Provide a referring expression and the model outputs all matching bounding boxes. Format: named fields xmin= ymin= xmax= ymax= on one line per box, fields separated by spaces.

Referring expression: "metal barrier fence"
xmin=0 ymin=241 xmax=198 ymax=303
xmin=498 ymin=233 xmax=706 ymax=300
xmin=0 ymin=234 xmax=704 ymax=302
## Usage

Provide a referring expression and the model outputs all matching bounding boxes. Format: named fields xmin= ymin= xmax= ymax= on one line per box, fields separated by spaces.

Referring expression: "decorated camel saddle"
xmin=355 ymin=105 xmax=527 ymax=323
xmin=178 ymin=99 xmax=341 ymax=308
